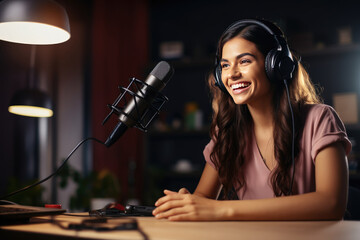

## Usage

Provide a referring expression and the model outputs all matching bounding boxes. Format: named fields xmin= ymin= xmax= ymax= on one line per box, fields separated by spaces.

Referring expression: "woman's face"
xmin=220 ymin=37 xmax=272 ymax=107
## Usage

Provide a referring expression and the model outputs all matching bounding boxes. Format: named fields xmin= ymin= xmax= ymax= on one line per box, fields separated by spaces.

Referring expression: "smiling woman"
xmin=220 ymin=38 xmax=271 ymax=106
xmin=152 ymin=19 xmax=352 ymax=221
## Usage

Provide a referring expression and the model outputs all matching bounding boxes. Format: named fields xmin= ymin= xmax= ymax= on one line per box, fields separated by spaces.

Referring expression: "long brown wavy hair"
xmin=208 ymin=21 xmax=322 ymax=199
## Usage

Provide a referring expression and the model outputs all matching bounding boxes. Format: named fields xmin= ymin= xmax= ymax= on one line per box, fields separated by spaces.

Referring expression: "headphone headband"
xmin=225 ymin=19 xmax=283 ymax=37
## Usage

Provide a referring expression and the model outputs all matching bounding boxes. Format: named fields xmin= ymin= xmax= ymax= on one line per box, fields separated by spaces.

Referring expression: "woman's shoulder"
xmin=302 ymin=103 xmax=335 ymax=113
xmin=301 ymin=103 xmax=347 ymax=134
xmin=301 ymin=103 xmax=339 ymax=121
xmin=301 ymin=104 xmax=352 ymax=156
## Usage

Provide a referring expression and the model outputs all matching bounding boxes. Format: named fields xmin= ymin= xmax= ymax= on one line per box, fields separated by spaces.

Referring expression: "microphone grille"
xmin=150 ymin=61 xmax=174 ymax=83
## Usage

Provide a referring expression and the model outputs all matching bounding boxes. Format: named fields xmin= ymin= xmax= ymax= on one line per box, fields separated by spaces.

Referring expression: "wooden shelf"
xmin=300 ymin=44 xmax=360 ymax=57
xmin=147 ymin=128 xmax=209 ymax=138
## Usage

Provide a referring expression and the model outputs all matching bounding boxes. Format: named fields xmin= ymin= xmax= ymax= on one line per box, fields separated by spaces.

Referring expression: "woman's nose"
xmin=229 ymin=65 xmax=241 ymax=79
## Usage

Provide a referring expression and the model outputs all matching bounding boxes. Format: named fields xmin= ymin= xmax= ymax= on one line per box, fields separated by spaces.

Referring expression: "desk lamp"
xmin=8 ymin=88 xmax=53 ymax=117
xmin=0 ymin=0 xmax=70 ymax=45
xmin=0 ymin=0 xmax=70 ymax=117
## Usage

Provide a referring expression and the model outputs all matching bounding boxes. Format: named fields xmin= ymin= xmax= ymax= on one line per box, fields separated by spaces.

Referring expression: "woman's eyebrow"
xmin=220 ymin=52 xmax=255 ymax=62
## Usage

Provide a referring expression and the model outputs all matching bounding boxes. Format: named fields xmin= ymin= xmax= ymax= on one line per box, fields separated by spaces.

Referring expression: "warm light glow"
xmin=9 ymin=105 xmax=53 ymax=117
xmin=0 ymin=21 xmax=70 ymax=45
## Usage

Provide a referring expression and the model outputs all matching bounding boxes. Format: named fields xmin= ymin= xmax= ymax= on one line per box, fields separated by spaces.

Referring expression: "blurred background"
xmin=1 ymin=0 xmax=360 ymax=210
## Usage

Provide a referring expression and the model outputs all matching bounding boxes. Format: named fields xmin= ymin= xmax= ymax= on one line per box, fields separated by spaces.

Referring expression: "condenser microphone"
xmin=104 ymin=61 xmax=174 ymax=147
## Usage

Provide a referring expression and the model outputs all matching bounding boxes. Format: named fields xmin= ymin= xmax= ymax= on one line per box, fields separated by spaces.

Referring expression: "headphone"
xmin=214 ymin=19 xmax=296 ymax=93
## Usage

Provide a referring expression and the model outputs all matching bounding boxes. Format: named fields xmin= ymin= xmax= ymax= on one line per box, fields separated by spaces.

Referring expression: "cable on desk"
xmin=51 ymin=217 xmax=149 ymax=239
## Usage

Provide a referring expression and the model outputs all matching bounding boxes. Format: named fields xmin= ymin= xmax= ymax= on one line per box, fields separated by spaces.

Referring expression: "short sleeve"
xmin=203 ymin=139 xmax=217 ymax=170
xmin=310 ymin=105 xmax=352 ymax=160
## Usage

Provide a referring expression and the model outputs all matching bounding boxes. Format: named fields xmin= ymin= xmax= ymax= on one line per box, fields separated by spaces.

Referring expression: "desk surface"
xmin=1 ymin=213 xmax=360 ymax=240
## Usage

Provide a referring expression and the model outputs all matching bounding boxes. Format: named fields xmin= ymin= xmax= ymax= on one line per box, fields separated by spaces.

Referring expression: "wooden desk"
xmin=1 ymin=213 xmax=360 ymax=240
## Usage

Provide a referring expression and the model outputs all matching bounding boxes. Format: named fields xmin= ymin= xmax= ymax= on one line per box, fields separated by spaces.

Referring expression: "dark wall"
xmin=148 ymin=0 xmax=360 ymax=119
xmin=0 ymin=0 xmax=93 ymax=199
xmin=0 ymin=43 xmax=30 ymax=194
xmin=150 ymin=0 xmax=360 ymax=59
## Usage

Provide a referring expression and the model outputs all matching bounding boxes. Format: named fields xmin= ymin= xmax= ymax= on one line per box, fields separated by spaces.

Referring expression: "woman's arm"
xmin=194 ymin=163 xmax=222 ymax=199
xmin=153 ymin=142 xmax=348 ymax=221
xmin=153 ymin=163 xmax=223 ymax=211
xmin=164 ymin=163 xmax=222 ymax=198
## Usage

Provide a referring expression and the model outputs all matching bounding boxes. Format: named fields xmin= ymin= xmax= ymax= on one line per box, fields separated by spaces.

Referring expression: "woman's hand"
xmin=152 ymin=189 xmax=224 ymax=221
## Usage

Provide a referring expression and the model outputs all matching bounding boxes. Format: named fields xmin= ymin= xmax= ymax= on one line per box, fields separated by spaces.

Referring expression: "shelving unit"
xmin=142 ymin=128 xmax=210 ymax=205
xmin=299 ymin=43 xmax=360 ymax=58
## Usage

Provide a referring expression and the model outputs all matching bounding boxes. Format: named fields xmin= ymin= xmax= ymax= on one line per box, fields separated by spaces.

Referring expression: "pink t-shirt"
xmin=203 ymin=104 xmax=352 ymax=200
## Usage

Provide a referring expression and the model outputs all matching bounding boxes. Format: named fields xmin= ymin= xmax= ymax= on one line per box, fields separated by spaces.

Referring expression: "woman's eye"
xmin=221 ymin=63 xmax=229 ymax=69
xmin=240 ymin=59 xmax=251 ymax=64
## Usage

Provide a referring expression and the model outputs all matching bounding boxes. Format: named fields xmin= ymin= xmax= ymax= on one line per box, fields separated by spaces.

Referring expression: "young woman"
xmin=152 ymin=19 xmax=351 ymax=221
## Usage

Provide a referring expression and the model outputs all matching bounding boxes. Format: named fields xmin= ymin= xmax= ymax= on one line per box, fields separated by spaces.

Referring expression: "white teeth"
xmin=231 ymin=82 xmax=250 ymax=89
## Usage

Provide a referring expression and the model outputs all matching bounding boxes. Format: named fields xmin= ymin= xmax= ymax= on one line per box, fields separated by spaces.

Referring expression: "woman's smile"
xmin=230 ymin=81 xmax=252 ymax=94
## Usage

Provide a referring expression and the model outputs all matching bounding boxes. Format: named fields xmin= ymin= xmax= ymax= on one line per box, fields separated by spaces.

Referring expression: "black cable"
xmin=137 ymin=225 xmax=150 ymax=240
xmin=51 ymin=217 xmax=149 ymax=240
xmin=283 ymin=79 xmax=295 ymax=195
xmin=0 ymin=137 xmax=105 ymax=200
xmin=0 ymin=199 xmax=17 ymax=205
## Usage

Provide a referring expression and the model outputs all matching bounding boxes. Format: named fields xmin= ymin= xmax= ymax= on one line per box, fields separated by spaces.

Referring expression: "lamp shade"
xmin=8 ymin=89 xmax=53 ymax=117
xmin=0 ymin=0 xmax=70 ymax=45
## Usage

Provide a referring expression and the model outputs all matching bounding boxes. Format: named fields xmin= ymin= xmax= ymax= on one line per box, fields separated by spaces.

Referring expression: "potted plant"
xmin=59 ymin=163 xmax=121 ymax=211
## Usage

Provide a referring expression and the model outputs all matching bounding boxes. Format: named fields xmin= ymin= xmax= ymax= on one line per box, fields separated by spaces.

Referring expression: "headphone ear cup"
xmin=265 ymin=49 xmax=296 ymax=82
xmin=214 ymin=64 xmax=228 ymax=93
xmin=265 ymin=49 xmax=280 ymax=82
xmin=278 ymin=56 xmax=296 ymax=80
